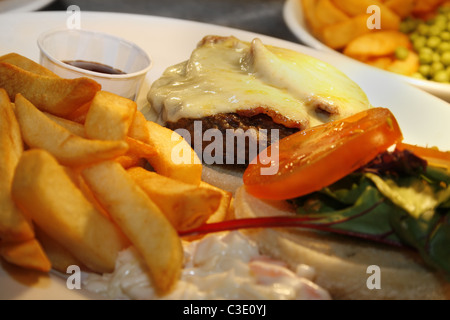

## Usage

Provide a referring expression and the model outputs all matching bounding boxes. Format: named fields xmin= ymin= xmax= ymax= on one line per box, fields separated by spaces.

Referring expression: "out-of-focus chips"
xmin=11 ymin=149 xmax=129 ymax=273
xmin=0 ymin=61 xmax=100 ymax=117
xmin=384 ymin=0 xmax=417 ymax=19
xmin=300 ymin=0 xmax=426 ymax=75
xmin=14 ymin=93 xmax=129 ymax=166
xmin=315 ymin=0 xmax=349 ymax=27
xmin=82 ymin=161 xmax=183 ymax=295
xmin=343 ymin=30 xmax=411 ymax=60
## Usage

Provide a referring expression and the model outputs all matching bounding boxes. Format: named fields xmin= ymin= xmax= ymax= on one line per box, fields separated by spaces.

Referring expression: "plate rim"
xmin=0 ymin=0 xmax=56 ymax=13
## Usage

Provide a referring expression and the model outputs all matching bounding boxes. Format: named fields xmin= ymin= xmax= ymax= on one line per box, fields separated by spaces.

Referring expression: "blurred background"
xmin=39 ymin=0 xmax=299 ymax=42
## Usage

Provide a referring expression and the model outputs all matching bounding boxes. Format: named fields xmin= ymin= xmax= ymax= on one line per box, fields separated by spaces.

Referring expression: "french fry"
xmin=413 ymin=0 xmax=446 ymax=16
xmin=128 ymin=110 xmax=150 ymax=143
xmin=65 ymin=101 xmax=91 ymax=124
xmin=126 ymin=136 xmax=158 ymax=159
xmin=385 ymin=0 xmax=416 ymax=19
xmin=320 ymin=15 xmax=373 ymax=49
xmin=11 ymin=149 xmax=129 ymax=273
xmin=315 ymin=0 xmax=349 ymax=27
xmin=35 ymin=227 xmax=86 ymax=273
xmin=14 ymin=94 xmax=129 ymax=167
xmin=0 ymin=62 xmax=101 ymax=117
xmin=0 ymin=89 xmax=34 ymax=242
xmin=85 ymin=91 xmax=137 ymax=141
xmin=0 ymin=239 xmax=51 ymax=273
xmin=331 ymin=0 xmax=400 ymax=28
xmin=43 ymin=112 xmax=87 ymax=137
xmin=385 ymin=50 xmax=419 ymax=75
xmin=301 ymin=0 xmax=323 ymax=37
xmin=364 ymin=56 xmax=395 ymax=69
xmin=114 ymin=153 xmax=147 ymax=169
xmin=200 ymin=181 xmax=233 ymax=223
xmin=127 ymin=167 xmax=223 ymax=231
xmin=146 ymin=120 xmax=202 ymax=185
xmin=82 ymin=161 xmax=183 ymax=295
xmin=343 ymin=31 xmax=412 ymax=60
xmin=0 ymin=53 xmax=59 ymax=77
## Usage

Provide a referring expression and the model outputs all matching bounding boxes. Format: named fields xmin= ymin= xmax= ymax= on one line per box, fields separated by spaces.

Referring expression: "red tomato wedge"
xmin=243 ymin=107 xmax=403 ymax=200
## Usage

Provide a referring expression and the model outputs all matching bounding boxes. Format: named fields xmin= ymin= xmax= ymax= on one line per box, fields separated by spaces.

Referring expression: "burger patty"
xmin=166 ymin=113 xmax=300 ymax=165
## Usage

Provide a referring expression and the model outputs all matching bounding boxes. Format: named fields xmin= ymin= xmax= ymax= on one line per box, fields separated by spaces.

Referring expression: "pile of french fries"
xmin=0 ymin=53 xmax=232 ymax=296
xmin=301 ymin=0 xmax=450 ymax=76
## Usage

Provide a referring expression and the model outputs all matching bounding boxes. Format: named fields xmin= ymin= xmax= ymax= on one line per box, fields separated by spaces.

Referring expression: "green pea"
xmin=431 ymin=61 xmax=445 ymax=75
xmin=441 ymin=31 xmax=450 ymax=41
xmin=412 ymin=72 xmax=425 ymax=80
xmin=419 ymin=51 xmax=433 ymax=64
xmin=419 ymin=64 xmax=431 ymax=77
xmin=433 ymin=70 xmax=449 ymax=82
xmin=427 ymin=36 xmax=442 ymax=49
xmin=442 ymin=51 xmax=450 ymax=66
xmin=429 ymin=25 xmax=442 ymax=36
xmin=432 ymin=52 xmax=441 ymax=62
xmin=438 ymin=41 xmax=450 ymax=54
xmin=417 ymin=24 xmax=429 ymax=36
xmin=413 ymin=36 xmax=427 ymax=51
xmin=395 ymin=46 xmax=409 ymax=60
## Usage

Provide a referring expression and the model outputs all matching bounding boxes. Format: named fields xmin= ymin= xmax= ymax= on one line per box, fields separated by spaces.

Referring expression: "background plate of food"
xmin=283 ymin=0 xmax=450 ymax=102
xmin=0 ymin=11 xmax=450 ymax=300
xmin=0 ymin=0 xmax=55 ymax=13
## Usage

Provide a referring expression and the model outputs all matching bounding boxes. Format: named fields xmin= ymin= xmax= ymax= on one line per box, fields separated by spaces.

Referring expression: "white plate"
xmin=0 ymin=0 xmax=55 ymax=13
xmin=1 ymin=11 xmax=450 ymax=300
xmin=283 ymin=0 xmax=450 ymax=103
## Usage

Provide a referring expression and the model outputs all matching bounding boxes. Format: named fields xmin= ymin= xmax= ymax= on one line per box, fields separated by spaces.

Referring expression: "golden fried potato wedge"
xmin=127 ymin=167 xmax=223 ymax=231
xmin=35 ymin=227 xmax=86 ymax=273
xmin=43 ymin=112 xmax=87 ymax=137
xmin=128 ymin=110 xmax=150 ymax=143
xmin=385 ymin=50 xmax=419 ymax=76
xmin=301 ymin=0 xmax=323 ymax=37
xmin=0 ymin=62 xmax=100 ymax=117
xmin=0 ymin=53 xmax=59 ymax=77
xmin=146 ymin=120 xmax=202 ymax=185
xmin=200 ymin=181 xmax=233 ymax=223
xmin=85 ymin=91 xmax=137 ymax=141
xmin=11 ymin=149 xmax=129 ymax=273
xmin=0 ymin=89 xmax=34 ymax=243
xmin=384 ymin=0 xmax=416 ymax=19
xmin=82 ymin=161 xmax=183 ymax=295
xmin=14 ymin=94 xmax=128 ymax=166
xmin=0 ymin=239 xmax=51 ymax=273
xmin=315 ymin=0 xmax=349 ymax=27
xmin=343 ymin=31 xmax=411 ymax=60
xmin=320 ymin=15 xmax=373 ymax=49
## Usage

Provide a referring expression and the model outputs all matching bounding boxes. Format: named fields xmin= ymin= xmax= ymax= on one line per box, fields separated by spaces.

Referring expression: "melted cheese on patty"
xmin=148 ymin=36 xmax=371 ymax=129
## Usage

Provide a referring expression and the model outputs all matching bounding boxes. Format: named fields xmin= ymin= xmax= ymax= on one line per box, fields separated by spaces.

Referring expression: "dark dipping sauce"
xmin=64 ymin=60 xmax=126 ymax=75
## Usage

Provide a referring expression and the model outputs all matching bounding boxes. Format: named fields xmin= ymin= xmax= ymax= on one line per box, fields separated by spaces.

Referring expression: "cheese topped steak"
xmin=148 ymin=35 xmax=371 ymax=164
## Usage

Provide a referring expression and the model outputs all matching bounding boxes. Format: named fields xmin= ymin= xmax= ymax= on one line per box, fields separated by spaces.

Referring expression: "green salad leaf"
xmin=290 ymin=150 xmax=450 ymax=276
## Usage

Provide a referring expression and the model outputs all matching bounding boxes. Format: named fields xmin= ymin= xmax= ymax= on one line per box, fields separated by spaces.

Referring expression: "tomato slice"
xmin=243 ymin=107 xmax=403 ymax=200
